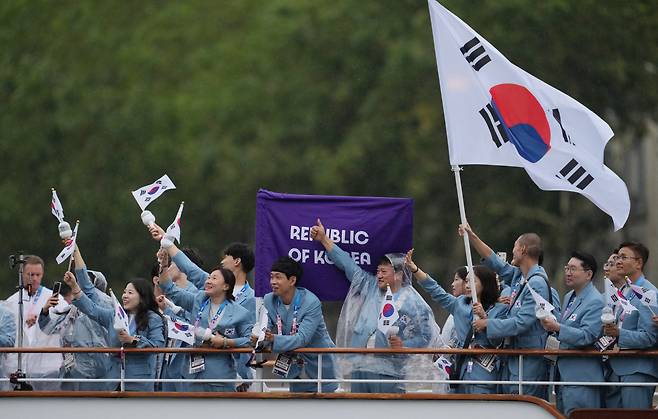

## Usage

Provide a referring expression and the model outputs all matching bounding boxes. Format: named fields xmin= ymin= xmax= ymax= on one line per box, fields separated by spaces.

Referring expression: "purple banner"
xmin=255 ymin=189 xmax=413 ymax=301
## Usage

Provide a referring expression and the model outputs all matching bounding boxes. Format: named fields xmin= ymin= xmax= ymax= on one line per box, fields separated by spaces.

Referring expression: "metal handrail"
xmin=2 ymin=346 xmax=657 ymax=394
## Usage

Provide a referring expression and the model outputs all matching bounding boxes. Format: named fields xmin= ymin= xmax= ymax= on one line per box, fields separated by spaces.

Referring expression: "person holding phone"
xmin=39 ymin=277 xmax=113 ymax=391
xmin=63 ymin=244 xmax=167 ymax=392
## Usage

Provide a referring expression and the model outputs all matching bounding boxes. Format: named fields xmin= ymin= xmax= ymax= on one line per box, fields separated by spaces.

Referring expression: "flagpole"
xmin=451 ymin=165 xmax=478 ymax=305
xmin=67 ymin=220 xmax=80 ymax=272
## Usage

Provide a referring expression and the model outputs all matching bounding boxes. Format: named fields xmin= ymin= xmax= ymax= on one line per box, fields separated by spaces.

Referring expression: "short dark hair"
xmin=271 ymin=257 xmax=303 ymax=282
xmin=182 ymin=247 xmax=205 ymax=270
xmin=474 ymin=265 xmax=500 ymax=311
xmin=619 ymin=241 xmax=649 ymax=269
xmin=210 ymin=266 xmax=236 ymax=301
xmin=224 ymin=243 xmax=255 ymax=273
xmin=518 ymin=233 xmax=543 ymax=260
xmin=58 ymin=281 xmax=72 ymax=297
xmin=454 ymin=266 xmax=468 ymax=281
xmin=571 ymin=251 xmax=598 ymax=278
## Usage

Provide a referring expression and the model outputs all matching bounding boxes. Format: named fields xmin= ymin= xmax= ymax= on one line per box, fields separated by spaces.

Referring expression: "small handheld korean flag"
xmin=378 ymin=285 xmax=399 ymax=335
xmin=167 ymin=315 xmax=195 ymax=345
xmin=131 ymin=174 xmax=176 ymax=211
xmin=604 ymin=278 xmax=621 ymax=310
xmin=166 ymin=201 xmax=184 ymax=243
xmin=55 ymin=222 xmax=79 ymax=264
xmin=110 ymin=289 xmax=130 ymax=332
xmin=251 ymin=306 xmax=269 ymax=348
xmin=434 ymin=355 xmax=452 ymax=375
xmin=629 ymin=283 xmax=658 ymax=314
xmin=528 ymin=286 xmax=555 ymax=313
xmin=51 ymin=189 xmax=64 ymax=222
xmin=616 ymin=290 xmax=638 ymax=315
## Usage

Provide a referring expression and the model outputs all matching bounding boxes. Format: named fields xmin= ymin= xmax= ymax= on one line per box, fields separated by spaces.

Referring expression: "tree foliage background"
xmin=1 ymin=0 xmax=657 ymax=326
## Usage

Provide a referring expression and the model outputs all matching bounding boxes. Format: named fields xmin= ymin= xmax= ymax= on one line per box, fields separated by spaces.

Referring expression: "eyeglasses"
xmin=563 ymin=266 xmax=586 ymax=273
xmin=603 ymin=262 xmax=615 ymax=268
xmin=618 ymin=255 xmax=640 ymax=261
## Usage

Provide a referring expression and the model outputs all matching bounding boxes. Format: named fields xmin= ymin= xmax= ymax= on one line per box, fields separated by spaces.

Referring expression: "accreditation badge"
xmin=63 ymin=352 xmax=76 ymax=372
xmin=272 ymin=353 xmax=294 ymax=377
xmin=189 ymin=354 xmax=206 ymax=374
xmin=544 ymin=335 xmax=560 ymax=362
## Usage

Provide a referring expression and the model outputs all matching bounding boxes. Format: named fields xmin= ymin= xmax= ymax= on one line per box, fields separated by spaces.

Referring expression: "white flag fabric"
xmin=428 ymin=0 xmax=630 ymax=230
xmin=629 ymin=283 xmax=658 ymax=308
xmin=51 ymin=189 xmax=64 ymax=222
xmin=166 ymin=315 xmax=195 ymax=345
xmin=110 ymin=289 xmax=130 ymax=332
xmin=166 ymin=202 xmax=184 ymax=243
xmin=131 ymin=174 xmax=176 ymax=211
xmin=251 ymin=306 xmax=269 ymax=347
xmin=604 ymin=278 xmax=621 ymax=310
xmin=528 ymin=285 xmax=555 ymax=313
xmin=378 ymin=285 xmax=399 ymax=335
xmin=55 ymin=222 xmax=78 ymax=264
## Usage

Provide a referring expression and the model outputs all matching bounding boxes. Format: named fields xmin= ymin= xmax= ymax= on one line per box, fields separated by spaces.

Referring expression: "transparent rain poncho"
xmin=330 ymin=248 xmax=449 ymax=392
xmin=40 ymin=290 xmax=113 ymax=388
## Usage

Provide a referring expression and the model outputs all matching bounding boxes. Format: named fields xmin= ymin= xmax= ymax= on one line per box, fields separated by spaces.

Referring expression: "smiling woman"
xmin=62 ymin=244 xmax=166 ymax=392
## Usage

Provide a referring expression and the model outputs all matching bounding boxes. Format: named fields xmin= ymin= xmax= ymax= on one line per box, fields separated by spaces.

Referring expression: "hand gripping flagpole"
xmin=451 ymin=165 xmax=478 ymax=308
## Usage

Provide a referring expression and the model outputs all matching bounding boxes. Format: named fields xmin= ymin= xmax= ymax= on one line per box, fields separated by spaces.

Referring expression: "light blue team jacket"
xmin=72 ymin=267 xmax=166 ymax=392
xmin=554 ymin=281 xmax=605 ymax=414
xmin=0 ymin=304 xmax=16 ymax=390
xmin=160 ymin=278 xmax=253 ymax=392
xmin=609 ymin=275 xmax=658 ymax=379
xmin=262 ymin=287 xmax=338 ymax=392
xmin=483 ymin=252 xmax=561 ymax=399
xmin=172 ymin=250 xmax=256 ymax=383
xmin=418 ymin=274 xmax=506 ymax=393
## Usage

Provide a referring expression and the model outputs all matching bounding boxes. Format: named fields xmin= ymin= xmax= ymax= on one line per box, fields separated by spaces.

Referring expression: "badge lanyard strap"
xmin=27 ymin=286 xmax=44 ymax=317
xmin=208 ymin=300 xmax=228 ymax=330
xmin=277 ymin=292 xmax=302 ymax=335
xmin=235 ymin=283 xmax=250 ymax=300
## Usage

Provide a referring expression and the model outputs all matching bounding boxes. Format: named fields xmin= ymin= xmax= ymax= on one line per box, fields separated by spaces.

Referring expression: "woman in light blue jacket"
xmin=158 ymin=262 xmax=253 ymax=392
xmin=63 ymin=271 xmax=166 ymax=392
xmin=407 ymin=250 xmax=505 ymax=394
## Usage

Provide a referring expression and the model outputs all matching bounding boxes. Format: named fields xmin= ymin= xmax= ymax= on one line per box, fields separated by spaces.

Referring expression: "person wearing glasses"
xmin=605 ymin=242 xmax=657 ymax=408
xmin=540 ymin=252 xmax=604 ymax=415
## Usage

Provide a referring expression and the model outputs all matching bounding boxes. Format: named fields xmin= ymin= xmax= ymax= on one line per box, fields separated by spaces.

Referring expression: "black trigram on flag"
xmin=552 ymin=109 xmax=574 ymax=145
xmin=557 ymin=158 xmax=594 ymax=190
xmin=479 ymin=103 xmax=509 ymax=147
xmin=460 ymin=37 xmax=491 ymax=71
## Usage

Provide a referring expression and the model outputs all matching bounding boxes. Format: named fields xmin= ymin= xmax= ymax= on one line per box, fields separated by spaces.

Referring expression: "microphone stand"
xmin=9 ymin=253 xmax=33 ymax=391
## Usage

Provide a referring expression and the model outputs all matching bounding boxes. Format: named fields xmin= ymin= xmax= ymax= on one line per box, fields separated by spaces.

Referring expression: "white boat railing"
xmin=1 ymin=346 xmax=657 ymax=395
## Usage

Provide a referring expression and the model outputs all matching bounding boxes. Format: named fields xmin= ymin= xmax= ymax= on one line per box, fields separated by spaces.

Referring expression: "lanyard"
xmin=561 ymin=294 xmax=577 ymax=321
xmin=208 ymin=300 xmax=228 ymax=329
xmin=31 ymin=286 xmax=43 ymax=306
xmin=195 ymin=298 xmax=228 ymax=330
xmin=276 ymin=291 xmax=302 ymax=335
xmin=235 ymin=283 xmax=250 ymax=299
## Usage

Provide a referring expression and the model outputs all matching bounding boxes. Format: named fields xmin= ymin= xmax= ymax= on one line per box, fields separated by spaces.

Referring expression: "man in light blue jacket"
xmin=465 ymin=224 xmax=560 ymax=400
xmin=258 ymin=256 xmax=338 ymax=393
xmin=605 ymin=241 xmax=657 ymax=409
xmin=541 ymin=251 xmax=604 ymax=415
xmin=0 ymin=302 xmax=16 ymax=391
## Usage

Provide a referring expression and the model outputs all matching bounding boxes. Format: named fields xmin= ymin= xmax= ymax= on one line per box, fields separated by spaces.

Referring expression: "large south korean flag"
xmin=428 ymin=0 xmax=630 ymax=230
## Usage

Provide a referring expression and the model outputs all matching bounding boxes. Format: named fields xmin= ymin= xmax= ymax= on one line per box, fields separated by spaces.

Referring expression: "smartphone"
xmin=52 ymin=281 xmax=62 ymax=296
